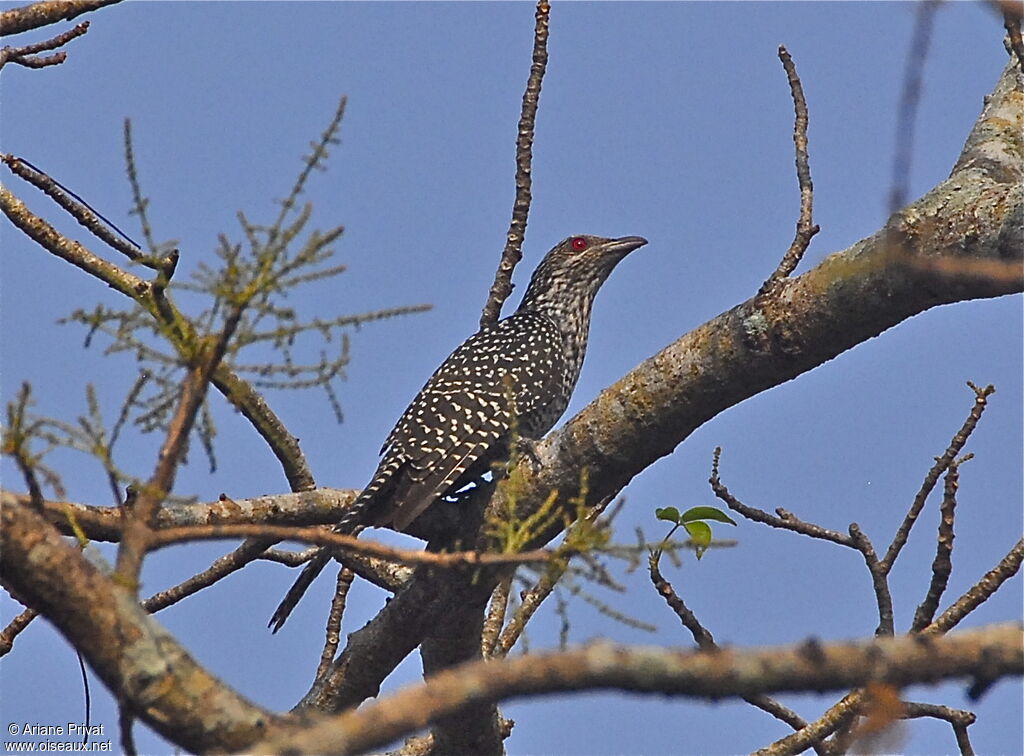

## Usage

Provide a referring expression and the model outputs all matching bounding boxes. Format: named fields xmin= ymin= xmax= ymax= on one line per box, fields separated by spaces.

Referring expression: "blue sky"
xmin=1 ymin=2 xmax=1021 ymax=754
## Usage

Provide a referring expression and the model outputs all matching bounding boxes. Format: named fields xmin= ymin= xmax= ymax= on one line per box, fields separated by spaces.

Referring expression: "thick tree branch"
xmin=255 ymin=623 xmax=1023 ymax=756
xmin=0 ymin=499 xmax=281 ymax=753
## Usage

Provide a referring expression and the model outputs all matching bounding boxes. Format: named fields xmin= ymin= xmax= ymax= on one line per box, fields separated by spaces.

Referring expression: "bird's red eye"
xmin=571 ymin=237 xmax=588 ymax=251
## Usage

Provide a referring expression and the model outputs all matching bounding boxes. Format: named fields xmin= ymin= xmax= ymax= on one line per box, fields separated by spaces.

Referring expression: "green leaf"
xmin=655 ymin=506 xmax=681 ymax=524
xmin=680 ymin=506 xmax=737 ymax=526
xmin=683 ymin=520 xmax=713 ymax=560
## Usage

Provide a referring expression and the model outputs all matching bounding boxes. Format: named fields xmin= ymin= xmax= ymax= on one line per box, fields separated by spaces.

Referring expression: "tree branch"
xmin=255 ymin=623 xmax=1024 ymax=756
xmin=479 ymin=0 xmax=550 ymax=327
xmin=0 ymin=0 xmax=121 ymax=38
xmin=0 ymin=499 xmax=281 ymax=753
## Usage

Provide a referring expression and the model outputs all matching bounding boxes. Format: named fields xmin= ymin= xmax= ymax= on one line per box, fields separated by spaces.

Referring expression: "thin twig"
xmin=912 ymin=462 xmax=960 ymax=631
xmin=0 ymin=20 xmax=89 ymax=70
xmin=314 ymin=568 xmax=354 ymax=683
xmin=759 ymin=45 xmax=819 ymax=296
xmin=0 ymin=607 xmax=38 ymax=656
xmin=925 ymin=537 xmax=1024 ymax=635
xmin=648 ymin=553 xmax=819 ymax=749
xmin=145 ymin=522 xmax=563 ymax=569
xmin=881 ymin=383 xmax=994 ymax=574
xmin=902 ymin=702 xmax=976 ymax=756
xmin=889 ymin=0 xmax=940 ymax=214
xmin=710 ymin=448 xmax=851 ymax=547
xmin=115 ymin=306 xmax=242 ymax=588
xmin=142 ymin=537 xmax=276 ymax=613
xmin=2 ymin=154 xmax=147 ymax=262
xmin=848 ymin=523 xmax=895 ymax=637
xmin=493 ymin=559 xmax=567 ymax=657
xmin=479 ymin=0 xmax=550 ymax=328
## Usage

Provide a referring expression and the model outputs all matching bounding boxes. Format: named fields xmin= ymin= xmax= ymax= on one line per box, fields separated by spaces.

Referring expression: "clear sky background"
xmin=1 ymin=2 xmax=1021 ymax=755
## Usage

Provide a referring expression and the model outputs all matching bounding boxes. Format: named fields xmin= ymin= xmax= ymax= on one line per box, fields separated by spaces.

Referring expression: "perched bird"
xmin=269 ymin=234 xmax=647 ymax=631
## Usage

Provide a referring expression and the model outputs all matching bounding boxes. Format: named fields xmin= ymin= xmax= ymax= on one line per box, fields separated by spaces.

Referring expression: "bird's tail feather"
xmin=268 ymin=549 xmax=331 ymax=633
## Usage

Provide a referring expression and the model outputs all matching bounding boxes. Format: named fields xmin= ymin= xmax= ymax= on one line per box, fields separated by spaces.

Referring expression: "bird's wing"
xmin=374 ymin=384 xmax=510 ymax=529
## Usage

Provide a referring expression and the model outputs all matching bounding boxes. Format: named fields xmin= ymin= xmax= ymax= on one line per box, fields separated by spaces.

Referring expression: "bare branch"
xmin=848 ymin=523 xmax=895 ymax=637
xmin=881 ymin=383 xmax=994 ymax=574
xmin=256 ymin=623 xmax=1024 ymax=756
xmin=0 ymin=0 xmax=121 ymax=37
xmin=479 ymin=0 xmax=550 ymax=327
xmin=0 ymin=20 xmax=89 ymax=70
xmin=902 ymin=702 xmax=976 ymax=756
xmin=146 ymin=522 xmax=564 ymax=570
xmin=710 ymin=449 xmax=852 ymax=547
xmin=492 ymin=558 xmax=567 ymax=657
xmin=649 ymin=554 xmax=819 ymax=750
xmin=2 ymin=488 xmax=357 ymax=541
xmin=759 ymin=45 xmax=819 ymax=295
xmin=0 ymin=606 xmax=38 ymax=656
xmin=314 ymin=568 xmax=355 ymax=684
xmin=925 ymin=537 xmax=1024 ymax=635
xmin=0 ymin=499 xmax=281 ymax=753
xmin=912 ymin=462 xmax=961 ymax=631
xmin=142 ymin=537 xmax=277 ymax=613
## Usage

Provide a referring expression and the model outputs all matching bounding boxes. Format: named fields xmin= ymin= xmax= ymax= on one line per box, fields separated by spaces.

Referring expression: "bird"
xmin=269 ymin=234 xmax=647 ymax=632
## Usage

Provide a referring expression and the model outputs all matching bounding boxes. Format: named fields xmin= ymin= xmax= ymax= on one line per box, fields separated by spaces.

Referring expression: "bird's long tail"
xmin=268 ymin=548 xmax=331 ymax=633
xmin=268 ymin=491 xmax=376 ymax=632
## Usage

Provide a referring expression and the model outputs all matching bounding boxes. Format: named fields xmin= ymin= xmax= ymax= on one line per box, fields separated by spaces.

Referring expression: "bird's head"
xmin=518 ymin=234 xmax=648 ymax=312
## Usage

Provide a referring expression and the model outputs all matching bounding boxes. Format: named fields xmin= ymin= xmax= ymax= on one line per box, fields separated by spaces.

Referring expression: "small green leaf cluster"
xmin=655 ymin=505 xmax=737 ymax=560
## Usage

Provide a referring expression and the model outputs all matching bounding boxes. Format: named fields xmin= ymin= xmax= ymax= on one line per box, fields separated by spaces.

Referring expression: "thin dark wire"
xmin=16 ymin=156 xmax=143 ymax=252
xmin=76 ymin=650 xmax=92 ymax=744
